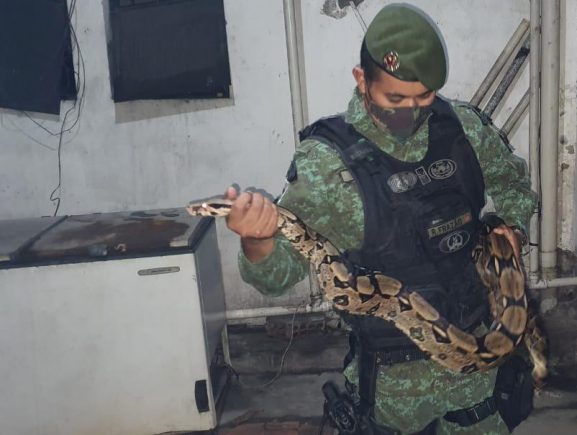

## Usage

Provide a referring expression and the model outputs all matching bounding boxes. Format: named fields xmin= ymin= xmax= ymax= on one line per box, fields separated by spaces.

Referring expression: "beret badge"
xmin=383 ymin=51 xmax=400 ymax=73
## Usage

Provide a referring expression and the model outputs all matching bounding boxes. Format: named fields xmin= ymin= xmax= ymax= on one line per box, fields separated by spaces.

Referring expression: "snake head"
xmin=186 ymin=198 xmax=233 ymax=217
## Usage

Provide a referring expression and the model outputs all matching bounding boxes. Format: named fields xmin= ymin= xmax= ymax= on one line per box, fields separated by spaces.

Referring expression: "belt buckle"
xmin=471 ymin=407 xmax=480 ymax=422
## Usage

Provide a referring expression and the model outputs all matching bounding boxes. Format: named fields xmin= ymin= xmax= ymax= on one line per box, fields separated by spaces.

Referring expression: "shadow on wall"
xmin=113 ymin=95 xmax=235 ymax=124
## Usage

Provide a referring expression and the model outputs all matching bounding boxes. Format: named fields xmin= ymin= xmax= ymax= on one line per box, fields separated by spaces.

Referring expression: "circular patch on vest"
xmin=439 ymin=230 xmax=470 ymax=253
xmin=428 ymin=159 xmax=457 ymax=180
xmin=387 ymin=171 xmax=418 ymax=193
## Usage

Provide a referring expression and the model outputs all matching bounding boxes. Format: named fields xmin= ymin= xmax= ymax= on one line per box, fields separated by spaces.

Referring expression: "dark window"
xmin=0 ymin=0 xmax=77 ymax=115
xmin=108 ymin=0 xmax=232 ymax=102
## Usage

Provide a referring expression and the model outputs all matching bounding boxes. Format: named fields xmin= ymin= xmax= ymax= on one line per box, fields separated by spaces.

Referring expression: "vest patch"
xmin=428 ymin=159 xmax=457 ymax=180
xmin=340 ymin=170 xmax=354 ymax=182
xmin=387 ymin=171 xmax=418 ymax=193
xmin=415 ymin=166 xmax=432 ymax=185
xmin=439 ymin=230 xmax=471 ymax=253
xmin=427 ymin=212 xmax=472 ymax=238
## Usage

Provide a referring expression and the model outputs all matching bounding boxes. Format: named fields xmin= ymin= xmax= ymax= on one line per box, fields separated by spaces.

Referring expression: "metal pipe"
xmin=224 ymin=270 xmax=577 ymax=320
xmin=293 ymin=0 xmax=309 ymax=128
xmin=470 ymin=20 xmax=530 ymax=107
xmin=483 ymin=36 xmax=530 ymax=117
xmin=539 ymin=0 xmax=560 ymax=270
xmin=501 ymin=89 xmax=530 ymax=135
xmin=529 ymin=276 xmax=577 ymax=289
xmin=283 ymin=0 xmax=308 ymax=143
xmin=226 ymin=301 xmax=332 ymax=320
xmin=529 ymin=0 xmax=541 ymax=276
xmin=283 ymin=0 xmax=320 ymax=305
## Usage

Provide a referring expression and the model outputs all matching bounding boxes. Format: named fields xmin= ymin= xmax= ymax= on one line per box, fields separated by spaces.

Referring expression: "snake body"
xmin=186 ymin=198 xmax=547 ymax=380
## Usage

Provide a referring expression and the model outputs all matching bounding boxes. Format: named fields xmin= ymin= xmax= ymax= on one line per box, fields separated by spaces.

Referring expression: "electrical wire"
xmin=348 ymin=1 xmax=367 ymax=32
xmin=50 ymin=0 xmax=86 ymax=216
xmin=49 ymin=102 xmax=76 ymax=216
xmin=229 ymin=303 xmax=305 ymax=390
xmin=21 ymin=0 xmax=86 ymax=216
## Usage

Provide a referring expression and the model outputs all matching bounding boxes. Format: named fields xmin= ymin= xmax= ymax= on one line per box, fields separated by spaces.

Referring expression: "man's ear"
xmin=353 ymin=66 xmax=367 ymax=95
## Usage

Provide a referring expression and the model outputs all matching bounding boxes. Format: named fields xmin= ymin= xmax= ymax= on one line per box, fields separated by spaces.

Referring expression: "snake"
xmin=186 ymin=198 xmax=547 ymax=381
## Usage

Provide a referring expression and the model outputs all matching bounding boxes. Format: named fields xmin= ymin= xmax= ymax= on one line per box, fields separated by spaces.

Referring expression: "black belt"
xmin=444 ymin=396 xmax=498 ymax=427
xmin=356 ymin=346 xmax=429 ymax=417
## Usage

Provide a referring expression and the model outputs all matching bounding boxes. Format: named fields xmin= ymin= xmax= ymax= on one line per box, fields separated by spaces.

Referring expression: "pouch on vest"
xmin=493 ymin=355 xmax=534 ymax=431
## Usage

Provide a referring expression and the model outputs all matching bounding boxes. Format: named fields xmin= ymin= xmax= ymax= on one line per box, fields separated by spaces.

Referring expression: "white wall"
xmin=559 ymin=0 xmax=577 ymax=252
xmin=1 ymin=1 xmax=575 ymax=311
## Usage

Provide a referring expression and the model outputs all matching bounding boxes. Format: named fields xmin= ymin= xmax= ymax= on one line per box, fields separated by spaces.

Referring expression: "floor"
xmin=216 ymin=372 xmax=577 ymax=434
xmin=213 ymin=323 xmax=577 ymax=435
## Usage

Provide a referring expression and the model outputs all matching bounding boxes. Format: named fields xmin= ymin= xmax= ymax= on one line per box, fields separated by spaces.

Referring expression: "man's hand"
xmin=224 ymin=186 xmax=279 ymax=263
xmin=491 ymin=224 xmax=521 ymax=261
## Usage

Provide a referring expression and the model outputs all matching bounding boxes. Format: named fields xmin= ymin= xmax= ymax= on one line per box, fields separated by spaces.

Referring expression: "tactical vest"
xmin=299 ymin=97 xmax=488 ymax=350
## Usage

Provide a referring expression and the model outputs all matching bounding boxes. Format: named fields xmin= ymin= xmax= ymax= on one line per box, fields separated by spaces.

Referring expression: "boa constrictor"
xmin=186 ymin=198 xmax=547 ymax=381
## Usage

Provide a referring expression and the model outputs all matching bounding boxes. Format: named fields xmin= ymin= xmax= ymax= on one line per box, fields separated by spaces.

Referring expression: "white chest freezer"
xmin=0 ymin=208 xmax=228 ymax=435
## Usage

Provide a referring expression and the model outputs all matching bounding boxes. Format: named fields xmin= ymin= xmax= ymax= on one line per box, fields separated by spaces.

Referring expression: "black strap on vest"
xmin=350 ymin=334 xmax=430 ymax=417
xmin=358 ymin=347 xmax=378 ymax=416
xmin=443 ymin=396 xmax=498 ymax=427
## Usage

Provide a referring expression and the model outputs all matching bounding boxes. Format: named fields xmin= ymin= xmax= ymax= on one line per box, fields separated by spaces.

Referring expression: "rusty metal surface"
xmin=0 ymin=216 xmax=65 ymax=263
xmin=6 ymin=208 xmax=209 ymax=265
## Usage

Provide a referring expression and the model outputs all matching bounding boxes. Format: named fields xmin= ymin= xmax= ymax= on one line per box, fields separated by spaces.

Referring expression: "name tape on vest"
xmin=427 ymin=212 xmax=472 ymax=239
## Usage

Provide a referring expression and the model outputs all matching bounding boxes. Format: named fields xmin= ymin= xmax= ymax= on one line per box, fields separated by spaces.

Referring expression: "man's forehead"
xmin=371 ymin=76 xmax=432 ymax=97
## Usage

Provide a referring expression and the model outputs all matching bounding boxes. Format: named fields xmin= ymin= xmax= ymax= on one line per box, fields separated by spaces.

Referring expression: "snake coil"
xmin=186 ymin=198 xmax=547 ymax=381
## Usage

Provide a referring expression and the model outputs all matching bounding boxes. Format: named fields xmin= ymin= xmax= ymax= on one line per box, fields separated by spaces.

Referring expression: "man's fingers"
xmin=263 ymin=203 xmax=279 ymax=235
xmin=249 ymin=192 xmax=265 ymax=215
xmin=254 ymin=200 xmax=276 ymax=236
xmin=233 ymin=191 xmax=253 ymax=213
xmin=250 ymin=195 xmax=270 ymax=230
xmin=224 ymin=190 xmax=278 ymax=239
xmin=224 ymin=186 xmax=238 ymax=200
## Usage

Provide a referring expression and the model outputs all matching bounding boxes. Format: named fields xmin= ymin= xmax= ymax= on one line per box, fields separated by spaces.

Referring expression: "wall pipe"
xmin=529 ymin=0 xmax=541 ymax=276
xmin=483 ymin=36 xmax=531 ymax=117
xmin=283 ymin=0 xmax=308 ymax=142
xmin=283 ymin=0 xmax=324 ymax=307
xmin=224 ymin=269 xmax=577 ymax=319
xmin=470 ymin=20 xmax=530 ymax=107
xmin=529 ymin=276 xmax=577 ymax=290
xmin=539 ymin=0 xmax=560 ymax=271
xmin=501 ymin=89 xmax=530 ymax=136
xmin=226 ymin=301 xmax=332 ymax=320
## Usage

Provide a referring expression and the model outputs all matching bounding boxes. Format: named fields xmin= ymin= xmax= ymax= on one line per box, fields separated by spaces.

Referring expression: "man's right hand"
xmin=224 ymin=186 xmax=278 ymax=263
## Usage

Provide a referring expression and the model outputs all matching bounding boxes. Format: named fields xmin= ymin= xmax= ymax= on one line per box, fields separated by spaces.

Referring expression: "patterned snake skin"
xmin=186 ymin=198 xmax=547 ymax=381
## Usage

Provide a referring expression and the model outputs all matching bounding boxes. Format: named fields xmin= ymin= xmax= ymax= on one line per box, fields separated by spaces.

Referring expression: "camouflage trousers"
xmin=343 ymin=358 xmax=510 ymax=434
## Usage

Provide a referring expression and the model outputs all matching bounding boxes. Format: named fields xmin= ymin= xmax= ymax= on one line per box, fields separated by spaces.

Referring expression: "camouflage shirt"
xmin=239 ymin=89 xmax=536 ymax=295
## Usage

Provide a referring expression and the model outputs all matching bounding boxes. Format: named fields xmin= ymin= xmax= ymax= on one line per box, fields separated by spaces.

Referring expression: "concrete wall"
xmin=559 ymin=0 xmax=577 ymax=252
xmin=1 ymin=0 xmax=576 ymax=312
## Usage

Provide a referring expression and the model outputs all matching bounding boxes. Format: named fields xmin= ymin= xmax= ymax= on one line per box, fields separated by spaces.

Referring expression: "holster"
xmin=493 ymin=355 xmax=534 ymax=431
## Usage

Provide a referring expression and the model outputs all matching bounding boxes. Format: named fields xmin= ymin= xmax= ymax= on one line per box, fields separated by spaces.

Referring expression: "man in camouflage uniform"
xmin=224 ymin=4 xmax=535 ymax=434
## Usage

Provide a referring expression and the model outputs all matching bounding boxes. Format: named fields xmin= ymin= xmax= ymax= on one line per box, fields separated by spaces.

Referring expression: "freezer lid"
xmin=11 ymin=208 xmax=213 ymax=266
xmin=0 ymin=216 xmax=66 ymax=264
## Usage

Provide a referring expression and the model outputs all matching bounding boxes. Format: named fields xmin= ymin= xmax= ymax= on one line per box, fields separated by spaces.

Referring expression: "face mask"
xmin=365 ymin=92 xmax=432 ymax=140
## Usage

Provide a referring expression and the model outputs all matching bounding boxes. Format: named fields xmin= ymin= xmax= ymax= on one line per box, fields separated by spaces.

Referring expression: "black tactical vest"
xmin=299 ymin=98 xmax=489 ymax=350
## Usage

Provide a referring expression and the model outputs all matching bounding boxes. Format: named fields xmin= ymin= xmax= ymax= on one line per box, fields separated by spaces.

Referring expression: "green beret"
xmin=364 ymin=4 xmax=447 ymax=90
